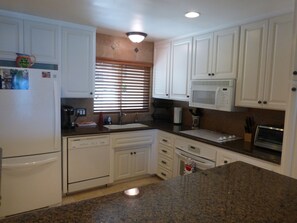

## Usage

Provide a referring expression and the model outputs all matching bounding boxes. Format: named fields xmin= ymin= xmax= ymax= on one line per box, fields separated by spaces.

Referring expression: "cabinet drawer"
xmin=159 ymin=134 xmax=174 ymax=147
xmin=158 ymin=144 xmax=173 ymax=159
xmin=158 ymin=154 xmax=173 ymax=171
xmin=157 ymin=166 xmax=172 ymax=180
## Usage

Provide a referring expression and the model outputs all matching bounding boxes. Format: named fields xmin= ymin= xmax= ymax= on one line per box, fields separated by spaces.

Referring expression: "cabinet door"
xmin=170 ymin=37 xmax=192 ymax=101
xmin=24 ymin=21 xmax=59 ymax=64
xmin=192 ymin=33 xmax=213 ymax=79
xmin=114 ymin=150 xmax=133 ymax=181
xmin=216 ymin=150 xmax=238 ymax=166
xmin=0 ymin=16 xmax=23 ymax=60
xmin=264 ymin=14 xmax=293 ymax=110
xmin=153 ymin=41 xmax=171 ymax=99
xmin=236 ymin=20 xmax=268 ymax=108
xmin=61 ymin=27 xmax=95 ymax=98
xmin=212 ymin=27 xmax=239 ymax=79
xmin=133 ymin=147 xmax=149 ymax=177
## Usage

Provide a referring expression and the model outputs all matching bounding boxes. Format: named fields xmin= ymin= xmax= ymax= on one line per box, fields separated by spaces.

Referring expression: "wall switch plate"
xmin=76 ymin=108 xmax=87 ymax=116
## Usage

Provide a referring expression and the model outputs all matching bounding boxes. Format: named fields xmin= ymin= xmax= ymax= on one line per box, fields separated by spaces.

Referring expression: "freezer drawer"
xmin=0 ymin=152 xmax=62 ymax=217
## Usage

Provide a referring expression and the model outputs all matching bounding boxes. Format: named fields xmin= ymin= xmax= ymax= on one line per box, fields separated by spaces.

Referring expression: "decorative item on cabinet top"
xmin=15 ymin=53 xmax=36 ymax=68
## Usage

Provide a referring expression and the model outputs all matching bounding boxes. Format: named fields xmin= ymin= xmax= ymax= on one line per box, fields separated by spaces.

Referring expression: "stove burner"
xmin=179 ymin=129 xmax=241 ymax=143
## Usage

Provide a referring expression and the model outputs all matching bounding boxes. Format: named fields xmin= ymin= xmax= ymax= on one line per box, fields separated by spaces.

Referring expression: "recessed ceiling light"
xmin=185 ymin=11 xmax=200 ymax=18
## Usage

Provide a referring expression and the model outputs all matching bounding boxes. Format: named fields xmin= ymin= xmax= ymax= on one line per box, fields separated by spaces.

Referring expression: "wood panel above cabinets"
xmin=236 ymin=14 xmax=293 ymax=111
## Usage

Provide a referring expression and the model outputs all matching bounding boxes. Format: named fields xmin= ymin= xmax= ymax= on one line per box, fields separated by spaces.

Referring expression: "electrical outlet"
xmin=76 ymin=108 xmax=86 ymax=116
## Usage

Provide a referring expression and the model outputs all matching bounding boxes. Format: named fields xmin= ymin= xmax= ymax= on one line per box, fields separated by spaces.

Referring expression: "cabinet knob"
xmin=187 ymin=95 xmax=190 ymax=98
xmin=208 ymin=73 xmax=211 ymax=76
xmin=166 ymin=94 xmax=168 ymax=96
xmin=293 ymin=71 xmax=297 ymax=75
xmin=263 ymin=101 xmax=267 ymax=104
xmin=134 ymin=152 xmax=136 ymax=155
xmin=130 ymin=152 xmax=133 ymax=155
xmin=258 ymin=100 xmax=262 ymax=104
xmin=224 ymin=160 xmax=228 ymax=164
xmin=211 ymin=73 xmax=215 ymax=76
xmin=292 ymin=87 xmax=297 ymax=92
xmin=90 ymin=92 xmax=93 ymax=95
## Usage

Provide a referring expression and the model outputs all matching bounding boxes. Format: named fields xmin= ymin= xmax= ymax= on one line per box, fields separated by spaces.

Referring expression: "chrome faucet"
xmin=119 ymin=110 xmax=127 ymax=125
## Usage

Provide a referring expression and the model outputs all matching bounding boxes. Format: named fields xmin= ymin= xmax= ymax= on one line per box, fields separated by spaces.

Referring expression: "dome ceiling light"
xmin=126 ymin=32 xmax=147 ymax=43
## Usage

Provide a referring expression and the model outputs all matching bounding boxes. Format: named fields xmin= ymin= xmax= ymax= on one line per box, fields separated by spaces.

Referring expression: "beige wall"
xmin=96 ymin=33 xmax=154 ymax=63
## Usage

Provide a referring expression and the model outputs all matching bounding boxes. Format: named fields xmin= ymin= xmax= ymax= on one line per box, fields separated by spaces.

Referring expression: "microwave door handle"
xmin=215 ymin=88 xmax=220 ymax=108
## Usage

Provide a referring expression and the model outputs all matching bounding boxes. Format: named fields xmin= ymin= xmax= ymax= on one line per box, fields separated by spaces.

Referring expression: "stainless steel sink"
xmin=104 ymin=123 xmax=148 ymax=130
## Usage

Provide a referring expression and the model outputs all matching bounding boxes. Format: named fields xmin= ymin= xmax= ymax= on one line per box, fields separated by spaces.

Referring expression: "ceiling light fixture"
xmin=126 ymin=32 xmax=147 ymax=43
xmin=185 ymin=11 xmax=200 ymax=18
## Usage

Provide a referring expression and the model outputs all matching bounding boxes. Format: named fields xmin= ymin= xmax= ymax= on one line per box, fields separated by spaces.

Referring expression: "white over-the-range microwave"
xmin=189 ymin=79 xmax=239 ymax=112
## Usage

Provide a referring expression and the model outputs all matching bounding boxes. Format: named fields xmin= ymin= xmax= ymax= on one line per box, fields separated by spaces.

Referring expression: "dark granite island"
xmin=1 ymin=162 xmax=297 ymax=223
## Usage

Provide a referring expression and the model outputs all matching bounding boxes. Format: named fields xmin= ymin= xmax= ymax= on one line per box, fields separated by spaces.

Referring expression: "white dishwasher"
xmin=67 ymin=135 xmax=110 ymax=193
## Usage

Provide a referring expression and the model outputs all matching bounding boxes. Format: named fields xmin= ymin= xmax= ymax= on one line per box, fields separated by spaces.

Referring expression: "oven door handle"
xmin=176 ymin=150 xmax=214 ymax=168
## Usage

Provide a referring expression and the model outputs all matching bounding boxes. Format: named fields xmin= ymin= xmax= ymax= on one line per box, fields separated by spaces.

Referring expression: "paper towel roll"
xmin=174 ymin=107 xmax=182 ymax=124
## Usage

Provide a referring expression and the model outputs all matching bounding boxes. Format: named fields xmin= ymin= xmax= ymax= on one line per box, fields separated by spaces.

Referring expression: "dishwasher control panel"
xmin=69 ymin=136 xmax=110 ymax=149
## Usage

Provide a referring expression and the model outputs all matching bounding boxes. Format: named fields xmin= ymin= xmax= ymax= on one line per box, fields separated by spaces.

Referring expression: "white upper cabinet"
xmin=61 ymin=27 xmax=95 ymax=98
xmin=264 ymin=14 xmax=293 ymax=110
xmin=153 ymin=37 xmax=192 ymax=101
xmin=0 ymin=16 xmax=23 ymax=60
xmin=192 ymin=33 xmax=213 ymax=79
xmin=153 ymin=41 xmax=171 ymax=99
xmin=24 ymin=21 xmax=60 ymax=64
xmin=0 ymin=16 xmax=59 ymax=64
xmin=170 ymin=37 xmax=192 ymax=101
xmin=236 ymin=14 xmax=293 ymax=110
xmin=192 ymin=27 xmax=239 ymax=80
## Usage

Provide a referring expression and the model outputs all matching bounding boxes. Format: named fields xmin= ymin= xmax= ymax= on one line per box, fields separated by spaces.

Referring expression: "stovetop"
xmin=179 ymin=129 xmax=241 ymax=143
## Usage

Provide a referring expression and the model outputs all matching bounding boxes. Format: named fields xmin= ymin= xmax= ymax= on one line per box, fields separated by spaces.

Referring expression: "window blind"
xmin=94 ymin=60 xmax=151 ymax=112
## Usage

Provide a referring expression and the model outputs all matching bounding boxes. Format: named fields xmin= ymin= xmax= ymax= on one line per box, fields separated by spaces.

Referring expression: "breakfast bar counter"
xmin=2 ymin=162 xmax=297 ymax=223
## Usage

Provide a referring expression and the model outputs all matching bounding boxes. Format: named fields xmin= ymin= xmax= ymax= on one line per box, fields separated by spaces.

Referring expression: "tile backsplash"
xmin=62 ymin=98 xmax=285 ymax=138
xmin=61 ymin=98 xmax=153 ymax=125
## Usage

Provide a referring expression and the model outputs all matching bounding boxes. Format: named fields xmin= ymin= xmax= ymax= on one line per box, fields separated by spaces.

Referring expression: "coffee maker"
xmin=61 ymin=105 xmax=75 ymax=129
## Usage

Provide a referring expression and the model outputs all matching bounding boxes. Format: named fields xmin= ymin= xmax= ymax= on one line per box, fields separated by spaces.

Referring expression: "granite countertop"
xmin=2 ymin=162 xmax=297 ymax=223
xmin=62 ymin=121 xmax=281 ymax=164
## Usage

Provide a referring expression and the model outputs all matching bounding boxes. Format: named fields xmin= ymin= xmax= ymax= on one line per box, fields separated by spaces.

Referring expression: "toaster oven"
xmin=254 ymin=125 xmax=283 ymax=152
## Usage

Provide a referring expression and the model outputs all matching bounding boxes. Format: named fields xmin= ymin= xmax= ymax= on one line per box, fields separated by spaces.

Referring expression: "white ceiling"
xmin=0 ymin=0 xmax=294 ymax=42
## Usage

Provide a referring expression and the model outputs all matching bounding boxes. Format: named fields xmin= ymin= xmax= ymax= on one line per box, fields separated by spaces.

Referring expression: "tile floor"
xmin=62 ymin=175 xmax=162 ymax=205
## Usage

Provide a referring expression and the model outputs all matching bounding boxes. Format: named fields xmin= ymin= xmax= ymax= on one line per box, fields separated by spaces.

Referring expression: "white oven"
xmin=174 ymin=138 xmax=216 ymax=176
xmin=175 ymin=148 xmax=215 ymax=176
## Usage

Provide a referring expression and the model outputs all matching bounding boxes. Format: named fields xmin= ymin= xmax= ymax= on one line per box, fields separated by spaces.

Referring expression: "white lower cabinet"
xmin=111 ymin=130 xmax=154 ymax=182
xmin=156 ymin=131 xmax=175 ymax=180
xmin=216 ymin=149 xmax=280 ymax=173
xmin=114 ymin=147 xmax=149 ymax=181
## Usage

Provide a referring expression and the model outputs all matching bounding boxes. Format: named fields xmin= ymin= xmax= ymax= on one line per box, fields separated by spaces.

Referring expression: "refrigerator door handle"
xmin=2 ymin=157 xmax=57 ymax=169
xmin=54 ymin=80 xmax=60 ymax=149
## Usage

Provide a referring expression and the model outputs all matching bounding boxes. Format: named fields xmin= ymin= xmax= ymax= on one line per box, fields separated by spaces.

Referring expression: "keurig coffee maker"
xmin=61 ymin=105 xmax=75 ymax=129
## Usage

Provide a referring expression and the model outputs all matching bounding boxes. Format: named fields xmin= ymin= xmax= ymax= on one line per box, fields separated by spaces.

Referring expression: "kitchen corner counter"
xmin=2 ymin=162 xmax=297 ymax=223
xmin=61 ymin=121 xmax=281 ymax=165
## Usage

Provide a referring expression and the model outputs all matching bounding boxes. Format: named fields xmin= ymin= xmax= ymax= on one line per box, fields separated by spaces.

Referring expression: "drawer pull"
xmin=162 ymin=139 xmax=168 ymax=143
xmin=161 ymin=172 xmax=167 ymax=177
xmin=161 ymin=160 xmax=167 ymax=165
xmin=161 ymin=149 xmax=167 ymax=153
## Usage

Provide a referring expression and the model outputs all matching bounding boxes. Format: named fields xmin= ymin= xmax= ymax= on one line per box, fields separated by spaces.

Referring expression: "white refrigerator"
xmin=0 ymin=67 xmax=62 ymax=217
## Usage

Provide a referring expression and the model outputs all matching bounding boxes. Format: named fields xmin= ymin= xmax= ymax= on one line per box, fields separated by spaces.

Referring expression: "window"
xmin=94 ymin=59 xmax=151 ymax=113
